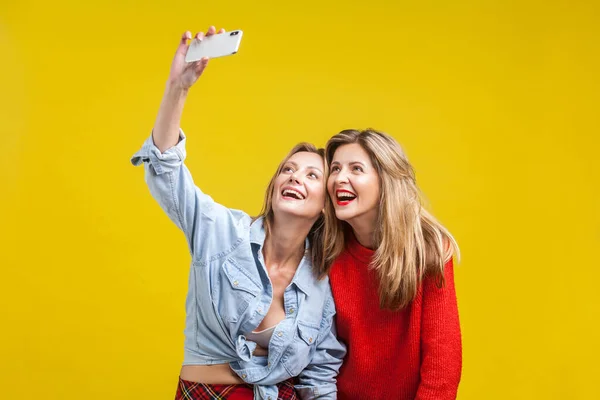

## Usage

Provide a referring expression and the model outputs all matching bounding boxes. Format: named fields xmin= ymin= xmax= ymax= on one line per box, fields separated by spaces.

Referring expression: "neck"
xmin=348 ymin=215 xmax=377 ymax=249
xmin=263 ymin=215 xmax=313 ymax=270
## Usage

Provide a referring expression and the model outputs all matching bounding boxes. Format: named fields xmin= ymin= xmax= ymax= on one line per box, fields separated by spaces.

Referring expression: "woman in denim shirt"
xmin=131 ymin=28 xmax=346 ymax=400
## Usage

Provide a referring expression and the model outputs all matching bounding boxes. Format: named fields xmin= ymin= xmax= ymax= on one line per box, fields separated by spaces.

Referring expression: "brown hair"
xmin=322 ymin=129 xmax=459 ymax=309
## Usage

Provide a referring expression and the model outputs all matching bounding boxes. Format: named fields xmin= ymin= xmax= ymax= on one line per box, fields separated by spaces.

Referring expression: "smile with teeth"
xmin=282 ymin=188 xmax=305 ymax=200
xmin=336 ymin=190 xmax=356 ymax=205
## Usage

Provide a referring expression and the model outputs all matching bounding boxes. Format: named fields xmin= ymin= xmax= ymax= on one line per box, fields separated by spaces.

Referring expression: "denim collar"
xmin=249 ymin=216 xmax=314 ymax=296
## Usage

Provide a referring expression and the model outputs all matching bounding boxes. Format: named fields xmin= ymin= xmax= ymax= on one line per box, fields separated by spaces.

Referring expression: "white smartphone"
xmin=185 ymin=30 xmax=243 ymax=62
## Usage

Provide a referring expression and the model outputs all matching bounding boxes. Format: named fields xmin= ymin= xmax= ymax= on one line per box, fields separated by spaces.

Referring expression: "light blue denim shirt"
xmin=131 ymin=131 xmax=346 ymax=400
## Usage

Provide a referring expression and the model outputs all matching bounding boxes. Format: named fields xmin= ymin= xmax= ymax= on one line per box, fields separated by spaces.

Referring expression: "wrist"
xmin=165 ymin=80 xmax=190 ymax=97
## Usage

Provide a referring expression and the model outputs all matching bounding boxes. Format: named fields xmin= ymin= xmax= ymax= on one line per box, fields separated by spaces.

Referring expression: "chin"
xmin=333 ymin=209 xmax=354 ymax=222
xmin=274 ymin=204 xmax=305 ymax=218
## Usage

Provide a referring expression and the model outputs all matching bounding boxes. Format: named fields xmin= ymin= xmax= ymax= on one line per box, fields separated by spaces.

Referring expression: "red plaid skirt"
xmin=175 ymin=377 xmax=298 ymax=400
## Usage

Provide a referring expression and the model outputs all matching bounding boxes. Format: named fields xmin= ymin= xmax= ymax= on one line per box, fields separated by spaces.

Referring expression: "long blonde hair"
xmin=322 ymin=129 xmax=459 ymax=309
xmin=256 ymin=143 xmax=326 ymax=274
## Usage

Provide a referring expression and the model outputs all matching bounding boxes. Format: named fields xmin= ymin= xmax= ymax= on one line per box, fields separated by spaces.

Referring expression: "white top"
xmin=245 ymin=325 xmax=276 ymax=349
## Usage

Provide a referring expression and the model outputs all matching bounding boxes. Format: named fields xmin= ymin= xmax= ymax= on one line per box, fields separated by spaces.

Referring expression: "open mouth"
xmin=282 ymin=188 xmax=305 ymax=200
xmin=336 ymin=189 xmax=356 ymax=206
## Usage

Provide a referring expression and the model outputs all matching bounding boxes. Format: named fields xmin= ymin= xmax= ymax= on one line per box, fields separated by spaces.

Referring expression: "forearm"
xmin=152 ymin=82 xmax=189 ymax=153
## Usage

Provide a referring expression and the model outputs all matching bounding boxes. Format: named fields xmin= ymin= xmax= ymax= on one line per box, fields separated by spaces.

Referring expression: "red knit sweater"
xmin=329 ymin=234 xmax=462 ymax=400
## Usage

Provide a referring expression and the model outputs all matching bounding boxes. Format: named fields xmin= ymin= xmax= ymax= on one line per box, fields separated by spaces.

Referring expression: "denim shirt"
xmin=131 ymin=131 xmax=346 ymax=400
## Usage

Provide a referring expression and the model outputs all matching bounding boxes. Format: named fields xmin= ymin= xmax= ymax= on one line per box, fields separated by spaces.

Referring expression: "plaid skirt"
xmin=175 ymin=377 xmax=299 ymax=400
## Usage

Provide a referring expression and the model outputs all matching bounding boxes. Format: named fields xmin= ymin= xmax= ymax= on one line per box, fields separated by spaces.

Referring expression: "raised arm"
xmin=153 ymin=28 xmax=222 ymax=152
xmin=131 ymin=28 xmax=247 ymax=260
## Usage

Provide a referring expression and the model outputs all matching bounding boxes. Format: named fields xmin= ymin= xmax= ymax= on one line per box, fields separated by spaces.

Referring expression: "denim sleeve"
xmin=295 ymin=291 xmax=347 ymax=400
xmin=130 ymin=130 xmax=247 ymax=260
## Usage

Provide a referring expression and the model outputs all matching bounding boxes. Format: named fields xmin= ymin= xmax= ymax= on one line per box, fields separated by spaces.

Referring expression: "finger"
xmin=206 ymin=25 xmax=216 ymax=36
xmin=176 ymin=31 xmax=192 ymax=54
xmin=195 ymin=31 xmax=205 ymax=41
xmin=218 ymin=28 xmax=225 ymax=34
xmin=195 ymin=57 xmax=209 ymax=73
xmin=181 ymin=31 xmax=192 ymax=43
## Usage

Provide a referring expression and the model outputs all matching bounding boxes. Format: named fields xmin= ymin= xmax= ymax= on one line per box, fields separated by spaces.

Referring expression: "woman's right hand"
xmin=151 ymin=26 xmax=225 ymax=152
xmin=168 ymin=26 xmax=226 ymax=91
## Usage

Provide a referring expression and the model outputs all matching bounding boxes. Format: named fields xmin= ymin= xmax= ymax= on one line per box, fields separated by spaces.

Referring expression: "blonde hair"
xmin=256 ymin=143 xmax=326 ymax=274
xmin=322 ymin=129 xmax=459 ymax=309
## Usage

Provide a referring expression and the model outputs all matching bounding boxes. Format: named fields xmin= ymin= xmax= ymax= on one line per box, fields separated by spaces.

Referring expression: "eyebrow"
xmin=330 ymin=161 xmax=367 ymax=167
xmin=286 ymin=161 xmax=323 ymax=173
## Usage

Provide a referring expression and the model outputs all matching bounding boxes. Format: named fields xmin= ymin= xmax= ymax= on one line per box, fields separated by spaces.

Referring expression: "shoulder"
xmin=422 ymin=256 xmax=457 ymax=294
xmin=192 ymin=209 xmax=253 ymax=264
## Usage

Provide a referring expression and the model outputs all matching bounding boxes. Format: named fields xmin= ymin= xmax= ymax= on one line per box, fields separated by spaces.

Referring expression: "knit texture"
xmin=330 ymin=234 xmax=462 ymax=400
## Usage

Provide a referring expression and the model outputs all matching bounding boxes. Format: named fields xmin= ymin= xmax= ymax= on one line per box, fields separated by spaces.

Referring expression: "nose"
xmin=289 ymin=172 xmax=301 ymax=185
xmin=335 ymin=168 xmax=349 ymax=185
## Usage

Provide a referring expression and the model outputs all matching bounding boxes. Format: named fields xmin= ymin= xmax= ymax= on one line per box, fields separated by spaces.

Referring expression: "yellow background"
xmin=1 ymin=0 xmax=598 ymax=399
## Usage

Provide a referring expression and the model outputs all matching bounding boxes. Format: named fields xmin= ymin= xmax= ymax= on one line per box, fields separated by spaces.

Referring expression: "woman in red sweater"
xmin=321 ymin=129 xmax=462 ymax=400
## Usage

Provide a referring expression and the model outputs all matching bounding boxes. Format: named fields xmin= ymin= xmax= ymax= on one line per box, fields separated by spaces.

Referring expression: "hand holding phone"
xmin=185 ymin=30 xmax=243 ymax=62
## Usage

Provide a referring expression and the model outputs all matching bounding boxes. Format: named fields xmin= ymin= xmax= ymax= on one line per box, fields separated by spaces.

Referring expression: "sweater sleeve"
xmin=415 ymin=258 xmax=462 ymax=400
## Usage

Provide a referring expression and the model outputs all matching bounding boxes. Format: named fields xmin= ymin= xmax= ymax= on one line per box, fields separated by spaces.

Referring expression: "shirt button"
xmin=233 ymin=280 xmax=239 ymax=286
xmin=288 ymin=308 xmax=295 ymax=314
xmin=242 ymin=373 xmax=247 ymax=379
xmin=277 ymin=331 xmax=283 ymax=337
xmin=309 ymin=337 xmax=313 ymax=343
xmin=268 ymin=362 xmax=271 ymax=367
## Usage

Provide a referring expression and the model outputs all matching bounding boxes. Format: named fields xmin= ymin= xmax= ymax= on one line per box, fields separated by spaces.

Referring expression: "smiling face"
xmin=271 ymin=151 xmax=326 ymax=222
xmin=327 ymin=143 xmax=380 ymax=230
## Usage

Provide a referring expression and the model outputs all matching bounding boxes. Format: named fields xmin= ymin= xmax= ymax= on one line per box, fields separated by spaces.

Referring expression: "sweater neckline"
xmin=345 ymin=231 xmax=375 ymax=264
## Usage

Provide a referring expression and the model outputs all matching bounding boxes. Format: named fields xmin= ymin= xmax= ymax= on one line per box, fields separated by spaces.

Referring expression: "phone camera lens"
xmin=230 ymin=31 xmax=239 ymax=36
